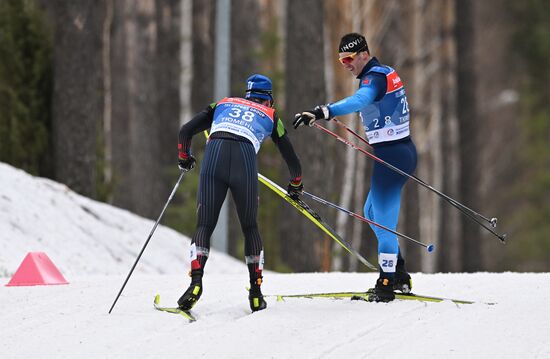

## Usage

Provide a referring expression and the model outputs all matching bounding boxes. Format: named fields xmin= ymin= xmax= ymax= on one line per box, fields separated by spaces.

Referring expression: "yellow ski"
xmin=153 ymin=294 xmax=196 ymax=322
xmin=270 ymin=290 xmax=485 ymax=305
xmin=203 ymin=130 xmax=376 ymax=270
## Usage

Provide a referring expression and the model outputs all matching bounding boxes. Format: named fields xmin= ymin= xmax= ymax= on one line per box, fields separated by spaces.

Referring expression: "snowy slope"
xmin=0 ymin=162 xmax=243 ymax=277
xmin=1 ymin=162 xmax=550 ymax=359
xmin=1 ymin=272 xmax=550 ymax=359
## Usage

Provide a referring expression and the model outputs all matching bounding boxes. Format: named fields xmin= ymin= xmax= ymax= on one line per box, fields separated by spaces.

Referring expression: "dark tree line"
xmin=0 ymin=0 xmax=52 ymax=176
xmin=1 ymin=0 xmax=549 ymax=273
xmin=38 ymin=0 xmax=182 ymax=219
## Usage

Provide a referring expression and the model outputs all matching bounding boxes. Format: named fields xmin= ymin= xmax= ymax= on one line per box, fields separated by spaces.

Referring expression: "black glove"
xmin=178 ymin=154 xmax=196 ymax=171
xmin=292 ymin=105 xmax=330 ymax=129
xmin=287 ymin=180 xmax=304 ymax=200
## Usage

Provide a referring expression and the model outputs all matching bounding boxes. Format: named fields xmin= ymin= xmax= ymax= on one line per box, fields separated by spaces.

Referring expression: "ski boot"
xmin=368 ymin=277 xmax=396 ymax=302
xmin=393 ymin=256 xmax=412 ymax=294
xmin=394 ymin=270 xmax=412 ymax=294
xmin=248 ymin=277 xmax=267 ymax=312
xmin=177 ymin=268 xmax=203 ymax=310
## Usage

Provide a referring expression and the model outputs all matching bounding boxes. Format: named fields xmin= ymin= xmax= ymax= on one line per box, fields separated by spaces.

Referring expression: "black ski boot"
xmin=177 ymin=268 xmax=203 ymax=310
xmin=248 ymin=278 xmax=267 ymax=312
xmin=368 ymin=277 xmax=396 ymax=302
xmin=394 ymin=271 xmax=412 ymax=294
xmin=394 ymin=255 xmax=412 ymax=293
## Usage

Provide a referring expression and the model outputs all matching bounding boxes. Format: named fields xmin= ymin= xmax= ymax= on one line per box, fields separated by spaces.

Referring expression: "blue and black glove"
xmin=293 ymin=105 xmax=330 ymax=129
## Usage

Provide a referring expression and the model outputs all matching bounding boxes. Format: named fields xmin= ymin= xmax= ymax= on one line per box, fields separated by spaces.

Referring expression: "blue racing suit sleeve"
xmin=328 ymin=73 xmax=386 ymax=117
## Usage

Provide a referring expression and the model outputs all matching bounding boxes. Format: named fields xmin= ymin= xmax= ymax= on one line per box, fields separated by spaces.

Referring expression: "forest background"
xmin=1 ymin=0 xmax=548 ymax=274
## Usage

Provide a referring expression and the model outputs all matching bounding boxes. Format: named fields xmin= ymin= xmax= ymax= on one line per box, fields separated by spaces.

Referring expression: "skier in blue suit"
xmin=293 ymin=33 xmax=417 ymax=302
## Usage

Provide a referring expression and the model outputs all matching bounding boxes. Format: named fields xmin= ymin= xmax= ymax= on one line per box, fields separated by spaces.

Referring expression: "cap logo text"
xmin=341 ymin=39 xmax=362 ymax=51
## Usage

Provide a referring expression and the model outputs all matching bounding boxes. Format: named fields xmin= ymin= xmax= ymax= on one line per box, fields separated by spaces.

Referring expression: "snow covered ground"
xmin=0 ymin=162 xmax=242 ymax=277
xmin=1 ymin=162 xmax=549 ymax=359
xmin=2 ymin=272 xmax=550 ymax=359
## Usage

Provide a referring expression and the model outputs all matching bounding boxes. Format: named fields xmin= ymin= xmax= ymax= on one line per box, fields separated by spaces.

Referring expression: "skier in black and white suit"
xmin=177 ymin=74 xmax=303 ymax=312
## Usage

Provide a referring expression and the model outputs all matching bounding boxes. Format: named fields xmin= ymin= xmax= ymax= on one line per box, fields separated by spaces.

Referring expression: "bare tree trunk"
xmin=191 ymin=0 xmax=215 ymax=113
xmin=257 ymin=0 xmax=288 ymax=271
xmin=438 ymin=0 xmax=461 ymax=272
xmin=408 ymin=0 xmax=461 ymax=273
xmin=474 ymin=0 xmax=519 ymax=270
xmin=415 ymin=0 xmax=445 ymax=274
xmin=407 ymin=0 xmax=434 ymax=273
xmin=230 ymin=0 xmax=260 ymax=95
xmin=110 ymin=0 xmax=164 ymax=219
xmin=456 ymin=0 xmax=482 ymax=271
xmin=180 ymin=0 xmax=192 ymax=126
xmin=283 ymin=0 xmax=327 ymax=272
xmin=155 ymin=0 xmax=181 ymax=179
xmin=50 ymin=0 xmax=104 ymax=198
xmin=102 ymin=0 xmax=114 ymax=198
xmin=110 ymin=0 xmax=131 ymax=210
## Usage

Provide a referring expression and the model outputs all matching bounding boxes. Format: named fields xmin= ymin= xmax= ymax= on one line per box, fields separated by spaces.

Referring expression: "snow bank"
xmin=0 ymin=162 xmax=243 ymax=277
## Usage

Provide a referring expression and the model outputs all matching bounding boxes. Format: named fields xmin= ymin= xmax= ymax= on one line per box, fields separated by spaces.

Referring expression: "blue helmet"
xmin=245 ymin=74 xmax=273 ymax=101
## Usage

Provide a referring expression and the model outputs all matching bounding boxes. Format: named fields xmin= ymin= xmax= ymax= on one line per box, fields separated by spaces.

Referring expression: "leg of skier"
xmin=230 ymin=141 xmax=267 ymax=312
xmin=365 ymin=181 xmax=402 ymax=302
xmin=178 ymin=139 xmax=229 ymax=310
xmin=364 ymin=140 xmax=417 ymax=302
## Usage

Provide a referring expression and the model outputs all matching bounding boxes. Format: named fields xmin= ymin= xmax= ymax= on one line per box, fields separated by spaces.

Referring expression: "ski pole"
xmin=108 ymin=170 xmax=187 ymax=314
xmin=312 ymin=121 xmax=507 ymax=243
xmin=201 ymin=130 xmax=376 ymax=271
xmin=257 ymin=173 xmax=377 ymax=270
xmin=331 ymin=117 xmax=499 ymax=228
xmin=303 ymin=191 xmax=435 ymax=252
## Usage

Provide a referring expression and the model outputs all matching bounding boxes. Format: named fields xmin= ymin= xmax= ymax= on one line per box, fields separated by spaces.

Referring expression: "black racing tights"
xmin=191 ymin=137 xmax=263 ymax=283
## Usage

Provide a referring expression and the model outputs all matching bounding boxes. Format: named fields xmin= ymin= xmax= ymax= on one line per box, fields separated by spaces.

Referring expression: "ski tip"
xmin=427 ymin=244 xmax=435 ymax=253
xmin=154 ymin=294 xmax=160 ymax=305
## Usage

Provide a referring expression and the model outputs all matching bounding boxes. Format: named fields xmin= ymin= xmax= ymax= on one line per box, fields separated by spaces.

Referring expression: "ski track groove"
xmin=318 ymin=302 xmax=426 ymax=358
xmin=153 ymin=292 xmax=253 ymax=330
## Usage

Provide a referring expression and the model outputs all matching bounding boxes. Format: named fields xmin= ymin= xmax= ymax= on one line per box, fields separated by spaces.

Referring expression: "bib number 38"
xmin=228 ymin=108 xmax=255 ymax=122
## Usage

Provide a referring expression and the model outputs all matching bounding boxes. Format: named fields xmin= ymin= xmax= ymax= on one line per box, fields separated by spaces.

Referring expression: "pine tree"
xmin=0 ymin=0 xmax=52 ymax=176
